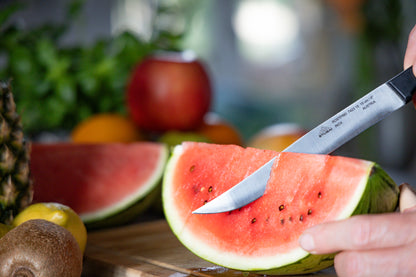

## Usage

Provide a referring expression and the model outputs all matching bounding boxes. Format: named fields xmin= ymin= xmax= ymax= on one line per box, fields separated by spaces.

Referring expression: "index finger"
xmin=299 ymin=212 xmax=416 ymax=254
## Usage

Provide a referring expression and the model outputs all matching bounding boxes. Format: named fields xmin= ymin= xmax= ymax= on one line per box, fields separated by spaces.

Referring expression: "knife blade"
xmin=193 ymin=66 xmax=416 ymax=214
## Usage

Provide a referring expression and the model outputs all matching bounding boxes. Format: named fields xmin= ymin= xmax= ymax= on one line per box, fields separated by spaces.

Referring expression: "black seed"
xmin=318 ymin=192 xmax=322 ymax=198
xmin=280 ymin=219 xmax=284 ymax=225
xmin=308 ymin=209 xmax=312 ymax=215
xmin=190 ymin=165 xmax=195 ymax=172
xmin=288 ymin=216 xmax=293 ymax=222
xmin=299 ymin=215 xmax=304 ymax=221
xmin=204 ymin=200 xmax=208 ymax=204
xmin=251 ymin=218 xmax=257 ymax=224
xmin=279 ymin=205 xmax=285 ymax=211
xmin=228 ymin=211 xmax=232 ymax=215
xmin=208 ymin=186 xmax=213 ymax=193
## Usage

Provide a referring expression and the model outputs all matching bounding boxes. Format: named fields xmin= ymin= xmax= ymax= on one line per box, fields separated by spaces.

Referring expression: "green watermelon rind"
xmin=85 ymin=183 xmax=164 ymax=230
xmin=82 ymin=144 xmax=169 ymax=227
xmin=163 ymin=145 xmax=399 ymax=275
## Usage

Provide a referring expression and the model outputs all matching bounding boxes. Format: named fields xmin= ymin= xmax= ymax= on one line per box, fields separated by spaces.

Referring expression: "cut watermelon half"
xmin=163 ymin=142 xmax=399 ymax=275
xmin=31 ymin=142 xmax=168 ymax=229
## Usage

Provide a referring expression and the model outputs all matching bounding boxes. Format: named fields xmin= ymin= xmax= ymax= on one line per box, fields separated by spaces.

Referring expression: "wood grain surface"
xmin=82 ymin=220 xmax=337 ymax=277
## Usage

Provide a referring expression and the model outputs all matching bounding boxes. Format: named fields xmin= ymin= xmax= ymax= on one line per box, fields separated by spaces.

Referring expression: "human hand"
xmin=404 ymin=24 xmax=416 ymax=108
xmin=404 ymin=24 xmax=416 ymax=74
xmin=298 ymin=184 xmax=416 ymax=277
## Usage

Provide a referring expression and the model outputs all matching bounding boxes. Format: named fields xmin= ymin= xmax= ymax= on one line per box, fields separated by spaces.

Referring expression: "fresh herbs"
xmin=0 ymin=0 xmax=189 ymax=136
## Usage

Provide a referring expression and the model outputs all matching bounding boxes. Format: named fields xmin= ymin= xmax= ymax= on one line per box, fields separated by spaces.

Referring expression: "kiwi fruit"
xmin=0 ymin=219 xmax=83 ymax=277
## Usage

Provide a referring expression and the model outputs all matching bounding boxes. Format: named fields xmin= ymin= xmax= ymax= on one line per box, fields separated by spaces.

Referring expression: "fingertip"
xmin=399 ymin=183 xmax=416 ymax=212
xmin=299 ymin=233 xmax=316 ymax=253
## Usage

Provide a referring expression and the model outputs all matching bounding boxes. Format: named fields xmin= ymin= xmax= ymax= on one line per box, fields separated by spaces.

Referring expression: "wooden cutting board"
xmin=82 ymin=219 xmax=337 ymax=277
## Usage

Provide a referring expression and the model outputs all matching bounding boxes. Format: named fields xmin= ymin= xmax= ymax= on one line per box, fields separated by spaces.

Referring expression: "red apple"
xmin=127 ymin=51 xmax=212 ymax=132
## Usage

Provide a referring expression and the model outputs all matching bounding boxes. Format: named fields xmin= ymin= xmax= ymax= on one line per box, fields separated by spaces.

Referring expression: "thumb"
xmin=399 ymin=183 xmax=416 ymax=212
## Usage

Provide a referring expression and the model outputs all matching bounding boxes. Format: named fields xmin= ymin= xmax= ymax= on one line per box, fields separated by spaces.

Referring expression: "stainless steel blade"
xmin=283 ymin=83 xmax=404 ymax=154
xmin=192 ymin=67 xmax=416 ymax=214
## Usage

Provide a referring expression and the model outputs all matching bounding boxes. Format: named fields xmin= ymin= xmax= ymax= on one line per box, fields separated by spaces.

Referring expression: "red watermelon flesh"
xmin=31 ymin=142 xmax=168 ymax=226
xmin=163 ymin=142 xmax=399 ymax=274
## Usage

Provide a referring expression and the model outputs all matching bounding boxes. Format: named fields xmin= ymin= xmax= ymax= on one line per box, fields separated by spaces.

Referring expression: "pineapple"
xmin=0 ymin=81 xmax=32 ymax=225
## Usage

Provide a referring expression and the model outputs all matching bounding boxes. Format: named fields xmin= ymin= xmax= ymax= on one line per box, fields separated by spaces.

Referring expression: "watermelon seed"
xmin=308 ymin=209 xmax=312 ymax=215
xmin=280 ymin=219 xmax=284 ymax=225
xmin=279 ymin=205 xmax=285 ymax=211
xmin=204 ymin=200 xmax=208 ymax=205
xmin=318 ymin=192 xmax=322 ymax=198
xmin=251 ymin=218 xmax=257 ymax=224
xmin=228 ymin=211 xmax=232 ymax=215
xmin=288 ymin=216 xmax=293 ymax=222
xmin=299 ymin=215 xmax=304 ymax=221
xmin=193 ymin=185 xmax=201 ymax=194
xmin=190 ymin=165 xmax=195 ymax=172
xmin=208 ymin=186 xmax=213 ymax=193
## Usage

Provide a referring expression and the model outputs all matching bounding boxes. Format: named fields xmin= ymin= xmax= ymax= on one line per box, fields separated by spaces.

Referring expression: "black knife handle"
xmin=387 ymin=66 xmax=416 ymax=103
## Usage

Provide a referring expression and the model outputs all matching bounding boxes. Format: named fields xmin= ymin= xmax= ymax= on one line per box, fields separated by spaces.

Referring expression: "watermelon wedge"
xmin=31 ymin=142 xmax=168 ymax=229
xmin=163 ymin=142 xmax=399 ymax=275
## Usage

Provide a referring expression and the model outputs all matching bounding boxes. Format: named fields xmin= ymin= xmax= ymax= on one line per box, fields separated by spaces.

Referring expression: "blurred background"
xmin=1 ymin=0 xmax=416 ymax=182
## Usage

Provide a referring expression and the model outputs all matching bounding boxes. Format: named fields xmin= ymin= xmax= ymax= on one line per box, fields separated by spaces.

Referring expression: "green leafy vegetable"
xmin=0 ymin=0 xmax=187 ymax=136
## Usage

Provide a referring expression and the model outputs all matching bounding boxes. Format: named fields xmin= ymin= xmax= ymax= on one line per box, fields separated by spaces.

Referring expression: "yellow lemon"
xmin=71 ymin=113 xmax=143 ymax=143
xmin=13 ymin=202 xmax=87 ymax=253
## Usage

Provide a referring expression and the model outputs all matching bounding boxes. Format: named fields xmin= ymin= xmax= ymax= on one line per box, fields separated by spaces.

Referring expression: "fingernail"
xmin=299 ymin=233 xmax=315 ymax=252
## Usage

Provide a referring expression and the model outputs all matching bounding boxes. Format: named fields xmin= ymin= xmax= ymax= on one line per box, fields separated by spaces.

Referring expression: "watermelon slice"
xmin=31 ymin=142 xmax=168 ymax=229
xmin=163 ymin=142 xmax=399 ymax=275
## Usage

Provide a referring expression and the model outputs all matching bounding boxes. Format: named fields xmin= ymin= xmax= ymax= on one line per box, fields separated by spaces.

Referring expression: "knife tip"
xmin=191 ymin=206 xmax=208 ymax=214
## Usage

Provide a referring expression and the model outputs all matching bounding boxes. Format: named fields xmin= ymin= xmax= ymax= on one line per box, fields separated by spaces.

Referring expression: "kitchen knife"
xmin=193 ymin=66 xmax=416 ymax=214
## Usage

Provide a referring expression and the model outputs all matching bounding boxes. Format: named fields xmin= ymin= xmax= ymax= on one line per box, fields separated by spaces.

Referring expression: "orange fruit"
xmin=248 ymin=123 xmax=306 ymax=151
xmin=195 ymin=113 xmax=244 ymax=146
xmin=71 ymin=113 xmax=143 ymax=143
